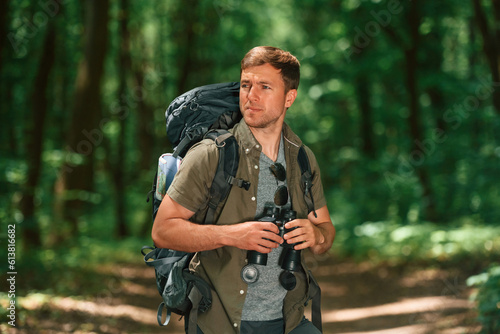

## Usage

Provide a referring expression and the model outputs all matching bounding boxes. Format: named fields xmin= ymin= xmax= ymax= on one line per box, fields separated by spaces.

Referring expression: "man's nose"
xmin=247 ymin=85 xmax=259 ymax=101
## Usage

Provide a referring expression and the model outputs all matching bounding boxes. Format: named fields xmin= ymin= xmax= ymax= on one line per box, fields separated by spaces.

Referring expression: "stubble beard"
xmin=241 ymin=104 xmax=286 ymax=130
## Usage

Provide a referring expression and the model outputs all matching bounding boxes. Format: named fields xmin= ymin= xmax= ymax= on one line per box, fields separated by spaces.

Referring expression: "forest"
xmin=1 ymin=0 xmax=500 ymax=333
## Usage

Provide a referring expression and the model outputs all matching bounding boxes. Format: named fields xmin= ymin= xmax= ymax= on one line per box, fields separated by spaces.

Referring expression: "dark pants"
xmin=188 ymin=317 xmax=321 ymax=334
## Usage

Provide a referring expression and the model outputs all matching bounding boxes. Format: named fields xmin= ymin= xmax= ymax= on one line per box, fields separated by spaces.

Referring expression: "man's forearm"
xmin=152 ymin=217 xmax=283 ymax=254
xmin=152 ymin=218 xmax=229 ymax=252
xmin=309 ymin=222 xmax=335 ymax=255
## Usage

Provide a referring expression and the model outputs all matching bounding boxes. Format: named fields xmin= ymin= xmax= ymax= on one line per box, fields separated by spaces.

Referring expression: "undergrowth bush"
xmin=332 ymin=218 xmax=500 ymax=267
xmin=467 ymin=265 xmax=500 ymax=334
xmin=6 ymin=237 xmax=149 ymax=296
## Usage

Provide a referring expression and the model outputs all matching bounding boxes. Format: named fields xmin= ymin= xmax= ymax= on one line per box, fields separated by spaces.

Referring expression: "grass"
xmin=332 ymin=218 xmax=500 ymax=269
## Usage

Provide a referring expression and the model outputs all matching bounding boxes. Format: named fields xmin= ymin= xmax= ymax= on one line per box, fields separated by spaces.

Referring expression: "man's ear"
xmin=285 ymin=89 xmax=297 ymax=109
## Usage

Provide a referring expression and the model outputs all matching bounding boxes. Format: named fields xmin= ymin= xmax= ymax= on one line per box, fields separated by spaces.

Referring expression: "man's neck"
xmin=249 ymin=125 xmax=282 ymax=162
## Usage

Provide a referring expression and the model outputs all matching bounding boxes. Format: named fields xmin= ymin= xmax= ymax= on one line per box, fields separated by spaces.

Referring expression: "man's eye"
xmin=263 ymin=85 xmax=271 ymax=90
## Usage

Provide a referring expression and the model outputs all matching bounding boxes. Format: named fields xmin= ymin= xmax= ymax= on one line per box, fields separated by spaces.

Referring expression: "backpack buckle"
xmin=227 ymin=176 xmax=251 ymax=191
xmin=213 ymin=132 xmax=233 ymax=147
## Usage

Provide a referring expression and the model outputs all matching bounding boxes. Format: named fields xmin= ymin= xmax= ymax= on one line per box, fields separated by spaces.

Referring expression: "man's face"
xmin=239 ymin=63 xmax=297 ymax=130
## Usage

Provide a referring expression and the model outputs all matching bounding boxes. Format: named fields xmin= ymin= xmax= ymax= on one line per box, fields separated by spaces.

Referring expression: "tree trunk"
xmin=113 ymin=0 xmax=130 ymax=238
xmin=404 ymin=0 xmax=438 ymax=222
xmin=424 ymin=23 xmax=447 ymax=133
xmin=472 ymin=0 xmax=500 ymax=114
xmin=356 ymin=77 xmax=375 ymax=158
xmin=134 ymin=68 xmax=156 ymax=172
xmin=53 ymin=0 xmax=109 ymax=241
xmin=173 ymin=0 xmax=198 ymax=95
xmin=0 ymin=0 xmax=9 ymax=75
xmin=0 ymin=1 xmax=16 ymax=154
xmin=19 ymin=24 xmax=56 ymax=249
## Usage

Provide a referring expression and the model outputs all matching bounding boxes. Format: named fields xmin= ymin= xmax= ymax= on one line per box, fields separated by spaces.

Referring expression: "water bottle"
xmin=155 ymin=153 xmax=182 ymax=201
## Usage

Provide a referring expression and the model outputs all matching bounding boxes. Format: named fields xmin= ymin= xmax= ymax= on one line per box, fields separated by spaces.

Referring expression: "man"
xmin=152 ymin=46 xmax=335 ymax=334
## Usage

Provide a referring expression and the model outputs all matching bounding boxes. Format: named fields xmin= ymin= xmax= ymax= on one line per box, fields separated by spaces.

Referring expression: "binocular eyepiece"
xmin=241 ymin=207 xmax=302 ymax=290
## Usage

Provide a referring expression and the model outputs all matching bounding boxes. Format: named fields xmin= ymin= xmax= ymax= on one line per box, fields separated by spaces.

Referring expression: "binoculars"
xmin=241 ymin=206 xmax=302 ymax=290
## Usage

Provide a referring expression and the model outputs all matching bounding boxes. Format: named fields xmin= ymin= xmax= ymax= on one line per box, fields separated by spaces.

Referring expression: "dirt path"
xmin=9 ymin=254 xmax=481 ymax=334
xmin=311 ymin=256 xmax=480 ymax=334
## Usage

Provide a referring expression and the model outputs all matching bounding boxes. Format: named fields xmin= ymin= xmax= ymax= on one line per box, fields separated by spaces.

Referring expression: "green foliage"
xmin=6 ymin=237 xmax=149 ymax=297
xmin=0 ymin=0 xmax=500 ymax=333
xmin=467 ymin=265 xmax=500 ymax=333
xmin=1 ymin=4 xmax=500 ymax=329
xmin=1 ymin=0 xmax=499 ymax=241
xmin=333 ymin=218 xmax=500 ymax=268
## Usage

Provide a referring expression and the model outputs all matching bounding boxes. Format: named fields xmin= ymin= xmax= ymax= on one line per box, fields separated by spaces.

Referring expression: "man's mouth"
xmin=245 ymin=105 xmax=263 ymax=112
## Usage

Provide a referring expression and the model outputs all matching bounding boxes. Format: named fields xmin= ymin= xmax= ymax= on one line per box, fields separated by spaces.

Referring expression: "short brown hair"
xmin=241 ymin=46 xmax=300 ymax=92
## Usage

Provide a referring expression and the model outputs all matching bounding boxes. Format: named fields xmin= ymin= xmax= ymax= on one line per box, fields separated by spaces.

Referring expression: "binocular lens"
xmin=281 ymin=249 xmax=301 ymax=272
xmin=247 ymin=250 xmax=268 ymax=266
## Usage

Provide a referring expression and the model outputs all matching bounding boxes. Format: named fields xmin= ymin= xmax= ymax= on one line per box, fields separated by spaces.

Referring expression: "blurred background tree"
xmin=1 ymin=0 xmax=499 ymax=330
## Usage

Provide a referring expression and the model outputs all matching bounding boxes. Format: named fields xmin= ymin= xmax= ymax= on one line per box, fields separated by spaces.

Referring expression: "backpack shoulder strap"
xmin=204 ymin=129 xmax=250 ymax=224
xmin=297 ymin=145 xmax=317 ymax=218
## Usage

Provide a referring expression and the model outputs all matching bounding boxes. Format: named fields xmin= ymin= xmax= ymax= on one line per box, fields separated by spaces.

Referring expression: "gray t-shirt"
xmin=241 ymin=136 xmax=289 ymax=321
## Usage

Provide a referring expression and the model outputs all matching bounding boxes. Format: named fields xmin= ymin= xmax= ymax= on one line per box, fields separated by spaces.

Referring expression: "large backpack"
xmin=142 ymin=82 xmax=248 ymax=333
xmin=142 ymin=81 xmax=321 ymax=333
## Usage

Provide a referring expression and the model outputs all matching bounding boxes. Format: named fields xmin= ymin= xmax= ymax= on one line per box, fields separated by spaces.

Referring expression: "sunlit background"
xmin=1 ymin=0 xmax=499 ymax=333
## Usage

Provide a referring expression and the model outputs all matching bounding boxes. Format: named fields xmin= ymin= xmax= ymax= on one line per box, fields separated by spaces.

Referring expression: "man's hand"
xmin=283 ymin=206 xmax=335 ymax=255
xmin=283 ymin=219 xmax=324 ymax=250
xmin=224 ymin=221 xmax=283 ymax=253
